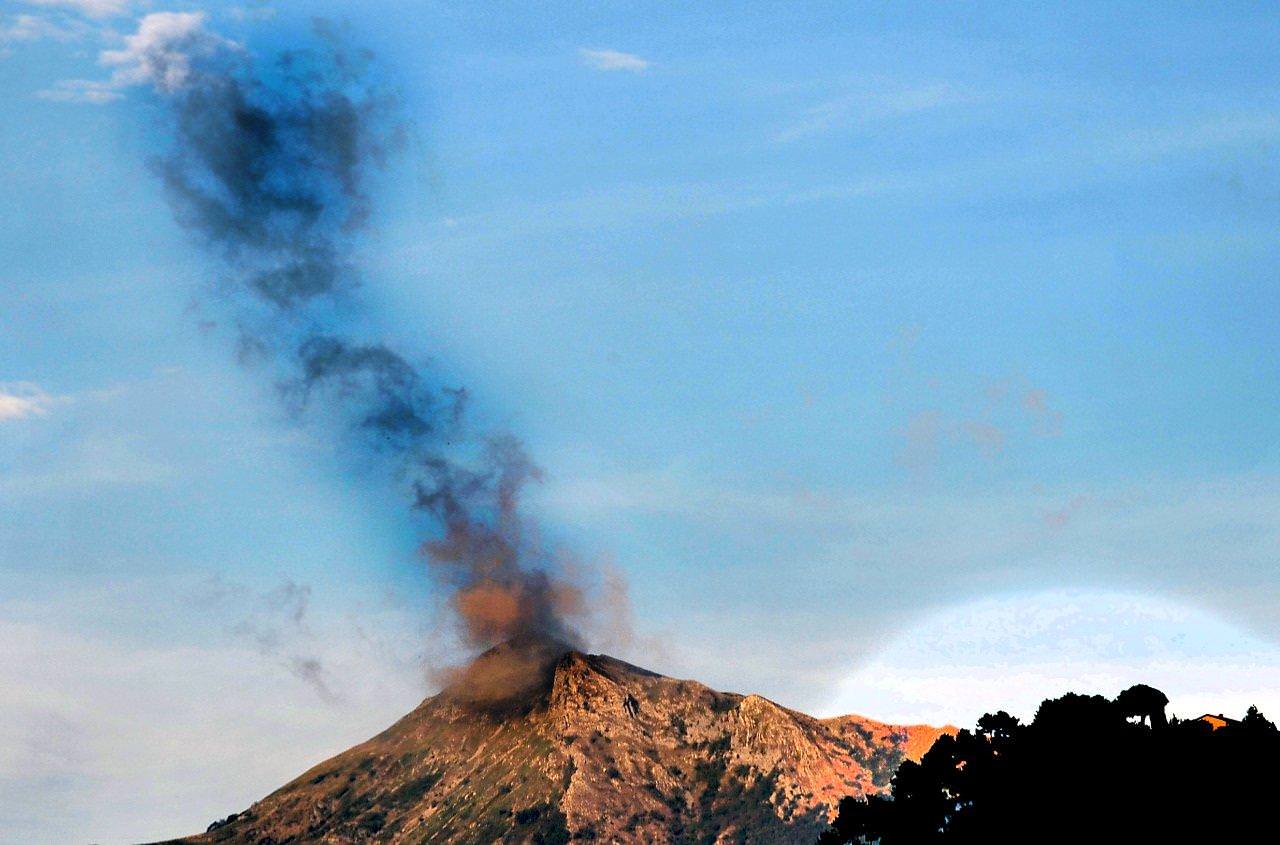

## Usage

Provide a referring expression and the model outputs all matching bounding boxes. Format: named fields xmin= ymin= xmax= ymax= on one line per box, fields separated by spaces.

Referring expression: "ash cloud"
xmin=143 ymin=17 xmax=595 ymax=663
xmin=194 ymin=576 xmax=339 ymax=702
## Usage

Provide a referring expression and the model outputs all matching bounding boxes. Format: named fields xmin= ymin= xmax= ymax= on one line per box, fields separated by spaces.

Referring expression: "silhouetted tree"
xmin=975 ymin=710 xmax=1019 ymax=744
xmin=1116 ymin=683 xmax=1169 ymax=729
xmin=818 ymin=686 xmax=1280 ymax=843
xmin=1242 ymin=704 xmax=1276 ymax=732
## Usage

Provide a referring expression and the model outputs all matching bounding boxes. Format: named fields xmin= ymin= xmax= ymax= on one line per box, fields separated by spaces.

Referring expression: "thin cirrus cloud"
xmin=776 ymin=81 xmax=976 ymax=143
xmin=579 ymin=47 xmax=649 ymax=72
xmin=0 ymin=434 xmax=176 ymax=499
xmin=533 ymin=465 xmax=1280 ymax=710
xmin=36 ymin=78 xmax=123 ymax=104
xmin=19 ymin=0 xmax=130 ymax=19
xmin=402 ymin=111 xmax=1280 ymax=251
xmin=0 ymin=13 xmax=87 ymax=44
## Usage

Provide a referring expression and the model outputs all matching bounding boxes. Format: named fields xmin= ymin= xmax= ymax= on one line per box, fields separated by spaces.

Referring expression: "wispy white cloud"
xmin=539 ymin=464 xmax=866 ymax=528
xmin=406 ymin=111 xmax=1280 ymax=251
xmin=35 ymin=76 xmax=121 ymax=103
xmin=99 ymin=11 xmax=231 ymax=91
xmin=0 ymin=12 xmax=87 ymax=44
xmin=19 ymin=0 xmax=129 ymax=19
xmin=539 ymin=465 xmax=1280 ymax=637
xmin=776 ymin=81 xmax=976 ymax=143
xmin=0 ymin=383 xmax=59 ymax=422
xmin=226 ymin=5 xmax=277 ymax=23
xmin=579 ymin=47 xmax=649 ymax=72
xmin=39 ymin=11 xmax=235 ymax=104
xmin=0 ymin=432 xmax=174 ymax=496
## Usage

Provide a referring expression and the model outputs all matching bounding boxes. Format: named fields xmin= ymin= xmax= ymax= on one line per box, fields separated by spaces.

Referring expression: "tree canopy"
xmin=819 ymin=685 xmax=1280 ymax=843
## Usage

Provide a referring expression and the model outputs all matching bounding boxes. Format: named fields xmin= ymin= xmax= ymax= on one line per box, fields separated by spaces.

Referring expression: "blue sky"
xmin=2 ymin=1 xmax=1279 ymax=841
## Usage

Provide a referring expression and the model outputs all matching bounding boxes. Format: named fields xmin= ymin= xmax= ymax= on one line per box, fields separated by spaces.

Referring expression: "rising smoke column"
xmin=139 ymin=16 xmax=586 ymax=658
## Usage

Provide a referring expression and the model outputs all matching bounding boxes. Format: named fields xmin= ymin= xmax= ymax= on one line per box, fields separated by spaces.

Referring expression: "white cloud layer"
xmin=579 ymin=47 xmax=649 ymax=72
xmin=0 ymin=580 xmax=426 ymax=844
xmin=824 ymin=590 xmax=1280 ymax=727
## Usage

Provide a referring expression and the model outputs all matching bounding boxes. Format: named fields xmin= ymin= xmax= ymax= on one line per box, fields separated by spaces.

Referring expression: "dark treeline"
xmin=819 ymin=685 xmax=1280 ymax=843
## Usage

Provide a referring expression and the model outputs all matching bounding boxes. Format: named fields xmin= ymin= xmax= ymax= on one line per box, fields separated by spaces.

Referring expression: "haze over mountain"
xmin=162 ymin=640 xmax=949 ymax=844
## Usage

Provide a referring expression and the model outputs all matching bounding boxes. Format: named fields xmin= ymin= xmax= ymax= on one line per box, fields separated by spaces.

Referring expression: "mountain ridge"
xmin=164 ymin=646 xmax=951 ymax=844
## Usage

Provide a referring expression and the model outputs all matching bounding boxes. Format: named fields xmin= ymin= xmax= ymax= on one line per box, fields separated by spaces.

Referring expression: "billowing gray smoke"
xmin=151 ymin=27 xmax=585 ymax=660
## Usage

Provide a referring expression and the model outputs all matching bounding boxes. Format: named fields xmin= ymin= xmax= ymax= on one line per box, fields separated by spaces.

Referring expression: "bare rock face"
xmin=168 ymin=645 xmax=951 ymax=844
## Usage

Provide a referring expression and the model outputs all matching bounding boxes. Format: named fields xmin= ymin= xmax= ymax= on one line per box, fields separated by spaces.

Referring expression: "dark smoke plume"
xmin=147 ymin=21 xmax=590 ymax=671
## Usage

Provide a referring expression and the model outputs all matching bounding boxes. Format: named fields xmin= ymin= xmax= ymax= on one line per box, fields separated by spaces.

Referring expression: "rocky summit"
xmin=166 ymin=642 xmax=949 ymax=844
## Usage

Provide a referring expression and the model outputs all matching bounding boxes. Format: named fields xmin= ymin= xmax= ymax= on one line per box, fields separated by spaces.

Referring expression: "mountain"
xmin=165 ymin=641 xmax=950 ymax=844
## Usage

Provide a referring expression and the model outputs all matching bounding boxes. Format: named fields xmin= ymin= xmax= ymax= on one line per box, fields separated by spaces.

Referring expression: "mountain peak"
xmin=175 ymin=650 xmax=953 ymax=844
xmin=437 ymin=635 xmax=575 ymax=713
